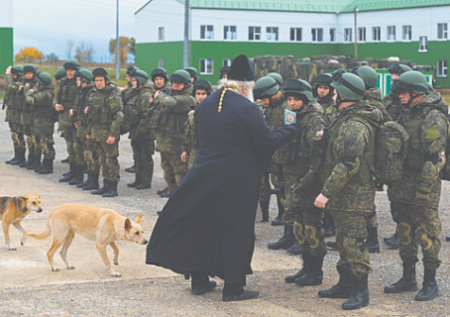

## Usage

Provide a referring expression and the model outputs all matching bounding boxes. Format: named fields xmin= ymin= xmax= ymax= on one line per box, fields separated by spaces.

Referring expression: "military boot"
xmin=259 ymin=200 xmax=269 ymax=223
xmin=78 ymin=171 xmax=92 ymax=188
xmin=295 ymin=255 xmax=324 ymax=286
xmin=271 ymin=197 xmax=284 ymax=226
xmin=318 ymin=265 xmax=352 ymax=299
xmin=287 ymin=240 xmax=303 ymax=255
xmin=68 ymin=165 xmax=84 ymax=185
xmin=38 ymin=159 xmax=53 ymax=175
xmin=20 ymin=151 xmax=34 ymax=168
xmin=127 ymin=173 xmax=142 ymax=188
xmin=384 ymin=261 xmax=417 ymax=293
xmin=59 ymin=162 xmax=76 ymax=182
xmin=102 ymin=181 xmax=118 ymax=197
xmin=92 ymin=179 xmax=109 ymax=195
xmin=28 ymin=154 xmax=41 ymax=171
xmin=384 ymin=232 xmax=400 ymax=249
xmin=6 ymin=148 xmax=18 ymax=164
xmin=83 ymin=172 xmax=99 ymax=190
xmin=415 ymin=267 xmax=439 ymax=301
xmin=285 ymin=251 xmax=310 ymax=283
xmin=157 ymin=187 xmax=168 ymax=196
xmin=11 ymin=148 xmax=26 ymax=166
xmin=268 ymin=225 xmax=295 ymax=250
xmin=366 ymin=226 xmax=380 ymax=253
xmin=342 ymin=274 xmax=369 ymax=310
xmin=125 ymin=164 xmax=136 ymax=173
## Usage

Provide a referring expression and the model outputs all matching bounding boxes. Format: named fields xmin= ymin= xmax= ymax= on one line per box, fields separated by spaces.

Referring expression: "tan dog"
xmin=26 ymin=203 xmax=148 ymax=277
xmin=0 ymin=195 xmax=42 ymax=250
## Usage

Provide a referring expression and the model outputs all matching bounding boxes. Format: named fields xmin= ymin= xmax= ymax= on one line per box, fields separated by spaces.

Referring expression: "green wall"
xmin=0 ymin=27 xmax=13 ymax=74
xmin=136 ymin=42 xmax=184 ymax=77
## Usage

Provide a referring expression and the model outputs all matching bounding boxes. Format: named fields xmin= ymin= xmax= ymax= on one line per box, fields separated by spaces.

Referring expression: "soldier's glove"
xmin=414 ymin=190 xmax=430 ymax=206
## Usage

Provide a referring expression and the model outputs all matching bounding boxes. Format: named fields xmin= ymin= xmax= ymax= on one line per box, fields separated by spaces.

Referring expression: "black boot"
xmin=222 ymin=282 xmax=260 ymax=302
xmin=326 ymin=240 xmax=339 ymax=251
xmin=59 ymin=162 xmax=75 ymax=182
xmin=287 ymin=240 xmax=303 ymax=255
xmin=342 ymin=274 xmax=369 ymax=310
xmin=28 ymin=155 xmax=41 ymax=170
xmin=323 ymin=212 xmax=336 ymax=238
xmin=295 ymin=255 xmax=324 ymax=286
xmin=259 ymin=200 xmax=269 ymax=223
xmin=366 ymin=227 xmax=380 ymax=253
xmin=271 ymin=197 xmax=284 ymax=226
xmin=127 ymin=174 xmax=142 ymax=188
xmin=384 ymin=261 xmax=417 ymax=293
xmin=285 ymin=252 xmax=310 ymax=283
xmin=318 ymin=265 xmax=352 ymax=299
xmin=61 ymin=156 xmax=69 ymax=163
xmin=191 ymin=272 xmax=216 ymax=295
xmin=268 ymin=225 xmax=295 ymax=250
xmin=6 ymin=148 xmax=18 ymax=164
xmin=92 ymin=179 xmax=109 ymax=195
xmin=20 ymin=152 xmax=34 ymax=168
xmin=38 ymin=159 xmax=53 ymax=175
xmin=11 ymin=148 xmax=26 ymax=166
xmin=83 ymin=172 xmax=100 ymax=190
xmin=68 ymin=165 xmax=84 ymax=185
xmin=157 ymin=187 xmax=168 ymax=195
xmin=384 ymin=232 xmax=400 ymax=249
xmin=415 ymin=267 xmax=439 ymax=301
xmin=78 ymin=171 xmax=92 ymax=188
xmin=125 ymin=164 xmax=136 ymax=173
xmin=102 ymin=181 xmax=118 ymax=197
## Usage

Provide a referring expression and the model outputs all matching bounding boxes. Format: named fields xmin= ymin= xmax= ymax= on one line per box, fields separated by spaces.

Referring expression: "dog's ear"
xmin=38 ymin=195 xmax=42 ymax=199
xmin=14 ymin=197 xmax=28 ymax=213
xmin=124 ymin=218 xmax=132 ymax=231
xmin=134 ymin=215 xmax=142 ymax=224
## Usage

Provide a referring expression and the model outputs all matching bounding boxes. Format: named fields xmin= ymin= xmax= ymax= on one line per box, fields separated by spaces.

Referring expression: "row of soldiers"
xmin=252 ymin=64 xmax=447 ymax=310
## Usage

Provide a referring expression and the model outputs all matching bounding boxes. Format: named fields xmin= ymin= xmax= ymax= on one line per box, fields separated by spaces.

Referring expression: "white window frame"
xmin=387 ymin=25 xmax=396 ymax=41
xmin=402 ymin=25 xmax=412 ymax=41
xmin=290 ymin=27 xmax=302 ymax=42
xmin=158 ymin=27 xmax=164 ymax=41
xmin=311 ymin=28 xmax=323 ymax=42
xmin=358 ymin=27 xmax=366 ymax=42
xmin=330 ymin=28 xmax=336 ymax=42
xmin=200 ymin=25 xmax=214 ymax=40
xmin=249 ymin=26 xmax=261 ymax=41
xmin=437 ymin=59 xmax=448 ymax=77
xmin=158 ymin=59 xmax=164 ymax=68
xmin=200 ymin=58 xmax=214 ymax=75
xmin=266 ymin=27 xmax=279 ymax=41
xmin=224 ymin=25 xmax=237 ymax=40
xmin=419 ymin=36 xmax=428 ymax=52
xmin=438 ymin=23 xmax=448 ymax=40
xmin=344 ymin=28 xmax=352 ymax=42
xmin=372 ymin=27 xmax=381 ymax=41
xmin=223 ymin=59 xmax=233 ymax=67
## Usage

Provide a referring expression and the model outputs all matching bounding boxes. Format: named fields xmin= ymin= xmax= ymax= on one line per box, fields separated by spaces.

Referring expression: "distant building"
xmin=135 ymin=0 xmax=450 ymax=87
xmin=0 ymin=0 xmax=13 ymax=74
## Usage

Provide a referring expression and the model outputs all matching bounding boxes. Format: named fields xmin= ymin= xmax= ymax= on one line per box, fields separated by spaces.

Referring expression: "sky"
xmin=13 ymin=0 xmax=149 ymax=63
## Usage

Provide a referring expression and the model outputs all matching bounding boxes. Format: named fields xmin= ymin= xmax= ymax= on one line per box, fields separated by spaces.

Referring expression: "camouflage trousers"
xmin=330 ymin=209 xmax=372 ymax=279
xmin=73 ymin=136 xmax=86 ymax=166
xmin=281 ymin=174 xmax=301 ymax=226
xmin=20 ymin=124 xmax=36 ymax=156
xmin=84 ymin=139 xmax=100 ymax=173
xmin=60 ymin=125 xmax=77 ymax=164
xmin=94 ymin=140 xmax=120 ymax=183
xmin=259 ymin=163 xmax=282 ymax=202
xmin=366 ymin=210 xmax=378 ymax=229
xmin=160 ymin=151 xmax=188 ymax=194
xmin=292 ymin=206 xmax=327 ymax=257
xmin=395 ymin=201 xmax=441 ymax=270
xmin=8 ymin=122 xmax=25 ymax=150
xmin=131 ymin=138 xmax=155 ymax=186
xmin=34 ymin=120 xmax=55 ymax=161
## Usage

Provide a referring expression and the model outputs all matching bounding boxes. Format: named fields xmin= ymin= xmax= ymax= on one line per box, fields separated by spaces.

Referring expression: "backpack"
xmin=439 ymin=117 xmax=450 ymax=181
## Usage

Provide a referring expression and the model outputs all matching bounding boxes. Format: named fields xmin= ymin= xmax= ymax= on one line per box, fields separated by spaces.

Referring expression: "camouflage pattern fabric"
xmin=4 ymin=74 xmax=25 ymax=150
xmin=95 ymin=141 xmax=120 ymax=182
xmin=160 ymin=151 xmax=187 ymax=194
xmin=383 ymin=92 xmax=403 ymax=121
xmin=293 ymin=206 xmax=327 ymax=258
xmin=182 ymin=110 xmax=199 ymax=170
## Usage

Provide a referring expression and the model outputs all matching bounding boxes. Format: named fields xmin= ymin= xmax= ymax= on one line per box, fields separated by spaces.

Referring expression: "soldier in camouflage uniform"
xmin=87 ymin=68 xmax=124 ymax=197
xmin=25 ymin=72 xmax=56 ymax=174
xmin=125 ymin=70 xmax=155 ymax=190
xmin=181 ymin=79 xmax=212 ymax=170
xmin=384 ymin=71 xmax=447 ymax=302
xmin=4 ymin=65 xmax=25 ymax=165
xmin=122 ymin=65 xmax=139 ymax=173
xmin=55 ymin=59 xmax=81 ymax=182
xmin=315 ymin=72 xmax=383 ymax=310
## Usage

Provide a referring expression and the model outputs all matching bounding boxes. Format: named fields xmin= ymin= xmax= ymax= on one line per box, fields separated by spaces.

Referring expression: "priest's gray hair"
xmin=219 ymin=78 xmax=255 ymax=102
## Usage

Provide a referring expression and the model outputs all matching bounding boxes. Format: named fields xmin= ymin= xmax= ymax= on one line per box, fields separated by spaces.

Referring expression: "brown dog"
xmin=0 ymin=195 xmax=42 ymax=250
xmin=26 ymin=203 xmax=148 ymax=277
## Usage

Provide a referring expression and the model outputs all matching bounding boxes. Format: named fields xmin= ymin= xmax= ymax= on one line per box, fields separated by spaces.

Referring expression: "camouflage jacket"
xmin=383 ymin=92 xmax=403 ymax=121
xmin=74 ymin=83 xmax=95 ymax=136
xmin=121 ymin=85 xmax=137 ymax=105
xmin=320 ymin=100 xmax=383 ymax=213
xmin=364 ymin=88 xmax=390 ymax=121
xmin=54 ymin=77 xmax=78 ymax=128
xmin=264 ymin=97 xmax=289 ymax=165
xmin=86 ymin=82 xmax=123 ymax=141
xmin=19 ymin=77 xmax=39 ymax=126
xmin=4 ymin=74 xmax=24 ymax=123
xmin=128 ymin=83 xmax=155 ymax=140
xmin=25 ymin=84 xmax=55 ymax=120
xmin=315 ymin=95 xmax=335 ymax=114
xmin=182 ymin=108 xmax=197 ymax=155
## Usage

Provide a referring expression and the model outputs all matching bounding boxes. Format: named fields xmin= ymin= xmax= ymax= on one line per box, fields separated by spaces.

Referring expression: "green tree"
xmin=46 ymin=53 xmax=59 ymax=64
xmin=109 ymin=37 xmax=135 ymax=66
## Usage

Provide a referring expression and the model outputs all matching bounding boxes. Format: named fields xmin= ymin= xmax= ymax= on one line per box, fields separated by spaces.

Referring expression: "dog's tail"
xmin=26 ymin=213 xmax=52 ymax=240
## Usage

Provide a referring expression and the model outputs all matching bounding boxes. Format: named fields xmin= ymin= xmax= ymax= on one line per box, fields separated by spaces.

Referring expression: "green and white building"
xmin=135 ymin=0 xmax=450 ymax=87
xmin=0 ymin=0 xmax=14 ymax=74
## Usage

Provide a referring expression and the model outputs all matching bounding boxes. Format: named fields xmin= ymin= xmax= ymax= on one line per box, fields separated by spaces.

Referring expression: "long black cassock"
xmin=146 ymin=87 xmax=296 ymax=283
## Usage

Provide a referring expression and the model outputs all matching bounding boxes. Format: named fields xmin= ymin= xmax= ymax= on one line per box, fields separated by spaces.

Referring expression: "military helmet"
xmin=23 ymin=64 xmax=37 ymax=74
xmin=151 ymin=67 xmax=168 ymax=82
xmin=313 ymin=74 xmax=333 ymax=87
xmin=185 ymin=67 xmax=198 ymax=81
xmin=282 ymin=78 xmax=314 ymax=102
xmin=331 ymin=71 xmax=365 ymax=101
xmin=126 ymin=65 xmax=138 ymax=76
xmin=267 ymin=72 xmax=283 ymax=86
xmin=55 ymin=67 xmax=66 ymax=80
xmin=391 ymin=71 xmax=429 ymax=95
xmin=64 ymin=58 xmax=80 ymax=71
xmin=76 ymin=69 xmax=93 ymax=83
xmin=220 ymin=66 xmax=230 ymax=75
xmin=11 ymin=65 xmax=23 ymax=76
xmin=193 ymin=79 xmax=213 ymax=95
xmin=170 ymin=69 xmax=191 ymax=86
xmin=254 ymin=76 xmax=280 ymax=100
xmin=133 ymin=69 xmax=148 ymax=84
xmin=352 ymin=65 xmax=378 ymax=89
xmin=92 ymin=67 xmax=110 ymax=81
xmin=388 ymin=63 xmax=412 ymax=75
xmin=36 ymin=72 xmax=53 ymax=86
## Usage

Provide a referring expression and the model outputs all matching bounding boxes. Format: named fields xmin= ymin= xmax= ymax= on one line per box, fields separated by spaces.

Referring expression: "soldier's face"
xmin=12 ymin=73 xmax=18 ymax=80
xmin=66 ymin=69 xmax=76 ymax=79
xmin=399 ymin=90 xmax=411 ymax=104
xmin=76 ymin=77 xmax=82 ymax=87
xmin=126 ymin=74 xmax=131 ymax=83
xmin=95 ymin=77 xmax=106 ymax=90
xmin=195 ymin=89 xmax=208 ymax=103
xmin=154 ymin=77 xmax=165 ymax=89
xmin=317 ymin=85 xmax=330 ymax=98
xmin=261 ymin=97 xmax=270 ymax=107
xmin=390 ymin=74 xmax=400 ymax=86
xmin=172 ymin=81 xmax=185 ymax=91
xmin=287 ymin=96 xmax=304 ymax=110
xmin=131 ymin=78 xmax=138 ymax=89
xmin=25 ymin=72 xmax=34 ymax=80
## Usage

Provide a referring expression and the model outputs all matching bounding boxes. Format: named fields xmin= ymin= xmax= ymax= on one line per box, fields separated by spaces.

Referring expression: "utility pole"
xmin=183 ymin=0 xmax=190 ymax=68
xmin=115 ymin=0 xmax=120 ymax=80
xmin=354 ymin=6 xmax=358 ymax=60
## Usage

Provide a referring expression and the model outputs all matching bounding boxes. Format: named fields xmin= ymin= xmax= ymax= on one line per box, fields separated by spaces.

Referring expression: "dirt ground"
xmin=0 ymin=107 xmax=449 ymax=317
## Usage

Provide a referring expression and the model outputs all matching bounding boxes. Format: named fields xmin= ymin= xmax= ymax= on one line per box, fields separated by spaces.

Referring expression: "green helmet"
xmin=92 ymin=67 xmax=110 ymax=81
xmin=267 ymin=72 xmax=283 ymax=86
xmin=352 ymin=65 xmax=378 ymax=89
xmin=133 ymin=69 xmax=148 ymax=84
xmin=11 ymin=65 xmax=23 ymax=76
xmin=76 ymin=69 xmax=93 ymax=83
xmin=64 ymin=58 xmax=80 ymax=70
xmin=254 ymin=76 xmax=280 ymax=100
xmin=36 ymin=72 xmax=53 ymax=86
xmin=126 ymin=65 xmax=139 ymax=76
xmin=388 ymin=63 xmax=412 ymax=75
xmin=391 ymin=71 xmax=429 ymax=95
xmin=331 ymin=72 xmax=365 ymax=100
xmin=23 ymin=64 xmax=37 ymax=74
xmin=55 ymin=67 xmax=66 ymax=80
xmin=282 ymin=78 xmax=314 ymax=102
xmin=170 ymin=69 xmax=191 ymax=86
xmin=193 ymin=79 xmax=213 ymax=95
xmin=151 ymin=67 xmax=168 ymax=82
xmin=185 ymin=67 xmax=198 ymax=81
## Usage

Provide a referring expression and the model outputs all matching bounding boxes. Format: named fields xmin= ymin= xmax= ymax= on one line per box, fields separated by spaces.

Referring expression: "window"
xmin=438 ymin=23 xmax=448 ymax=40
xmin=223 ymin=59 xmax=233 ymax=67
xmin=419 ymin=36 xmax=428 ymax=52
xmin=387 ymin=26 xmax=396 ymax=41
xmin=311 ymin=28 xmax=323 ymax=42
xmin=200 ymin=25 xmax=214 ymax=40
xmin=248 ymin=26 xmax=261 ymax=40
xmin=358 ymin=27 xmax=366 ymax=42
xmin=437 ymin=59 xmax=447 ymax=77
xmin=266 ymin=27 xmax=279 ymax=41
xmin=290 ymin=27 xmax=302 ymax=41
xmin=158 ymin=59 xmax=164 ymax=68
xmin=224 ymin=25 xmax=236 ymax=40
xmin=402 ymin=25 xmax=412 ymax=40
xmin=344 ymin=28 xmax=352 ymax=42
xmin=372 ymin=27 xmax=381 ymax=41
xmin=158 ymin=27 xmax=164 ymax=41
xmin=200 ymin=59 xmax=214 ymax=75
xmin=330 ymin=28 xmax=336 ymax=42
